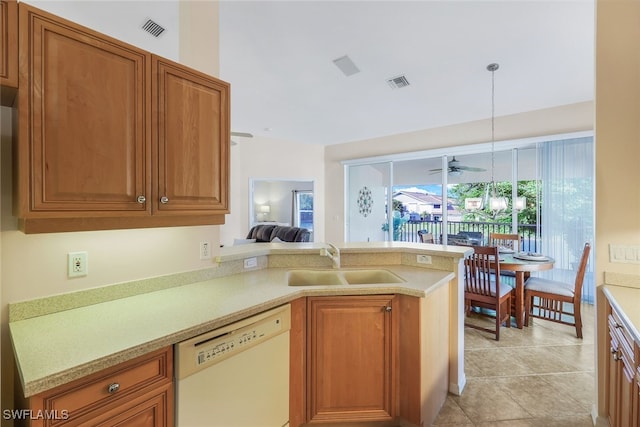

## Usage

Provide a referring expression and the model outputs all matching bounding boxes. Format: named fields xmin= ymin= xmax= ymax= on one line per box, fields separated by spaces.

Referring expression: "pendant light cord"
xmin=488 ymin=63 xmax=499 ymax=199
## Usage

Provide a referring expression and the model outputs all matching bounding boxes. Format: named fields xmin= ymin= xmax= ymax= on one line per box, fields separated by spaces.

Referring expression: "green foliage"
xmin=448 ymin=181 xmax=539 ymax=224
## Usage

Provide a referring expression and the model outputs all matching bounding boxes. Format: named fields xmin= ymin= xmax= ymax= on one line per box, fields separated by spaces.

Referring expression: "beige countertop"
xmin=10 ymin=260 xmax=456 ymax=397
xmin=602 ymin=284 xmax=640 ymax=343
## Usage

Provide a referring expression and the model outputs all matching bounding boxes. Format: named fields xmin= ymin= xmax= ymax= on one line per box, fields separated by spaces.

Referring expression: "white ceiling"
xmin=219 ymin=0 xmax=595 ymax=145
xmin=26 ymin=1 xmax=595 ymax=147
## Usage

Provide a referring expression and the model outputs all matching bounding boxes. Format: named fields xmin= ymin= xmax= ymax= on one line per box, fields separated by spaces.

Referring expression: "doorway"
xmin=249 ymin=179 xmax=315 ymax=241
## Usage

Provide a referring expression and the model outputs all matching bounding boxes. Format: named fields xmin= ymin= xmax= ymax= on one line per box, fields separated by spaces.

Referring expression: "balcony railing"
xmin=395 ymin=220 xmax=540 ymax=252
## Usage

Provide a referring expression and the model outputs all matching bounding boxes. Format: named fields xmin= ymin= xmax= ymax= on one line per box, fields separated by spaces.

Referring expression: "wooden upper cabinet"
xmin=15 ymin=3 xmax=229 ymax=233
xmin=0 ymin=0 xmax=18 ymax=105
xmin=17 ymin=4 xmax=151 ymax=218
xmin=153 ymin=57 xmax=229 ymax=215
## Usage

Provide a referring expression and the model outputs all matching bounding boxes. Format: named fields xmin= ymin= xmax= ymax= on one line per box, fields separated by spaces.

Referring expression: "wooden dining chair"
xmin=489 ymin=233 xmax=521 ymax=284
xmin=417 ymin=230 xmax=434 ymax=243
xmin=464 ymin=245 xmax=514 ymax=340
xmin=489 ymin=233 xmax=521 ymax=252
xmin=524 ymin=242 xmax=591 ymax=338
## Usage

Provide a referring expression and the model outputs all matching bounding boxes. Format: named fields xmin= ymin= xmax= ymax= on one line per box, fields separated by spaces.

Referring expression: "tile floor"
xmin=433 ymin=303 xmax=595 ymax=426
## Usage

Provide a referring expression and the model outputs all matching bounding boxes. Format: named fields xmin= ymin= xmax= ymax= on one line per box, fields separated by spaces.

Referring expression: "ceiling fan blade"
xmin=231 ymin=131 xmax=254 ymax=138
xmin=457 ymin=166 xmax=487 ymax=172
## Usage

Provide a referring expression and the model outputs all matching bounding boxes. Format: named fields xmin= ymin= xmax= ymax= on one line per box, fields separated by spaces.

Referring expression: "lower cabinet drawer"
xmin=29 ymin=347 xmax=172 ymax=426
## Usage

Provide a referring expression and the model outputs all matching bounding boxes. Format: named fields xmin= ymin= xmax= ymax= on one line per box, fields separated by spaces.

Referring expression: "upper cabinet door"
xmin=153 ymin=57 xmax=230 ymax=215
xmin=0 ymin=0 xmax=18 ymax=105
xmin=17 ymin=4 xmax=151 ymax=216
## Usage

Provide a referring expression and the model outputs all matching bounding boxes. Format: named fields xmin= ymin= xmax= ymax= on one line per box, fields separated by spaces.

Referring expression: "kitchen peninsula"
xmin=9 ymin=242 xmax=471 ymax=426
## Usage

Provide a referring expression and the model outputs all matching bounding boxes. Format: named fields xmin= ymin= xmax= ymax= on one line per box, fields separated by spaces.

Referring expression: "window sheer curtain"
xmin=539 ymin=136 xmax=595 ymax=303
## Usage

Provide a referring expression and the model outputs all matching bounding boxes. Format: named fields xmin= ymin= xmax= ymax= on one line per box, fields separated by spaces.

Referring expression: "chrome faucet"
xmin=320 ymin=243 xmax=341 ymax=269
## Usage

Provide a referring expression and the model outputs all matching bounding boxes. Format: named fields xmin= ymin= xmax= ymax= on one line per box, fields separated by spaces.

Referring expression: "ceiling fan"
xmin=429 ymin=156 xmax=487 ymax=176
xmin=230 ymin=131 xmax=253 ymax=146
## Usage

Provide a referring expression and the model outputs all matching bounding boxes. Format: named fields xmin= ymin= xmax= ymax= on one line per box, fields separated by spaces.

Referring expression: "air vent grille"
xmin=387 ymin=75 xmax=410 ymax=89
xmin=142 ymin=19 xmax=165 ymax=38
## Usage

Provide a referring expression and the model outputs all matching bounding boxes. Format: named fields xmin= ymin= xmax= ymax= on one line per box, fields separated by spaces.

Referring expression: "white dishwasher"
xmin=175 ymin=304 xmax=291 ymax=427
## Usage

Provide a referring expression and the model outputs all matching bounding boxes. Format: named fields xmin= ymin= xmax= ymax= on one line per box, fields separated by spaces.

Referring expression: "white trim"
xmin=341 ymin=130 xmax=593 ymax=166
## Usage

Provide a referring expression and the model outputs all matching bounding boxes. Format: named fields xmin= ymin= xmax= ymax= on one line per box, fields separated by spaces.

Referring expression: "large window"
xmin=295 ymin=191 xmax=314 ymax=232
xmin=344 ymin=132 xmax=594 ymax=302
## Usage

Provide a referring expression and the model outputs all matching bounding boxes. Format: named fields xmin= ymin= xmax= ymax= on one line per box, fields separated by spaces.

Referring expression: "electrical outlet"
xmin=68 ymin=251 xmax=88 ymax=278
xmin=200 ymin=241 xmax=212 ymax=260
xmin=244 ymin=257 xmax=258 ymax=269
xmin=416 ymin=254 xmax=432 ymax=265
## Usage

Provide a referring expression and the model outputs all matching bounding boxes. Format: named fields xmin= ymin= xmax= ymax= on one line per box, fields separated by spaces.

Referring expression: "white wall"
xmin=220 ymin=136 xmax=325 ymax=247
xmin=594 ymin=0 xmax=640 ymax=419
xmin=347 ymin=165 xmax=387 ymax=243
xmin=24 ymin=0 xmax=180 ymax=60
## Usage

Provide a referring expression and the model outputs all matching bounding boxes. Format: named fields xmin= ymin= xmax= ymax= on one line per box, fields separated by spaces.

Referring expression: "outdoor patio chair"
xmin=417 ymin=230 xmax=434 ymax=243
xmin=524 ymin=242 xmax=591 ymax=338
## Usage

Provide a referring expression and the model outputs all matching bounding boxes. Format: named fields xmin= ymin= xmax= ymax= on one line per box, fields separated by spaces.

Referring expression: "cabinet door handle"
xmin=136 ymin=195 xmax=146 ymax=204
xmin=610 ymin=346 xmax=618 ymax=354
xmin=160 ymin=196 xmax=169 ymax=204
xmin=385 ymin=306 xmax=392 ymax=312
xmin=613 ymin=353 xmax=622 ymax=362
xmin=107 ymin=383 xmax=120 ymax=394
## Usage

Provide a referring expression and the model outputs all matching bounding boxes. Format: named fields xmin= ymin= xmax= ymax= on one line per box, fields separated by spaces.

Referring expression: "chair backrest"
xmin=464 ymin=245 xmax=501 ymax=299
xmin=418 ymin=230 xmax=434 ymax=243
xmin=572 ymin=242 xmax=591 ymax=302
xmin=489 ymin=233 xmax=521 ymax=252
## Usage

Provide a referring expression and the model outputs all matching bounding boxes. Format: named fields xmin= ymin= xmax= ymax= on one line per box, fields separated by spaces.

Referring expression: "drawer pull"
xmin=107 ymin=383 xmax=120 ymax=394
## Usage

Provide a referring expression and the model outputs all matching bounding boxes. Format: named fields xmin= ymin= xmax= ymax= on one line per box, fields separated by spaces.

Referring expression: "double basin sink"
xmin=287 ymin=269 xmax=405 ymax=286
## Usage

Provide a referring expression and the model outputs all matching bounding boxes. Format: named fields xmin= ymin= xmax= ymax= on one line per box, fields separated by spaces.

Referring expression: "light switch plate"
xmin=609 ymin=244 xmax=640 ymax=264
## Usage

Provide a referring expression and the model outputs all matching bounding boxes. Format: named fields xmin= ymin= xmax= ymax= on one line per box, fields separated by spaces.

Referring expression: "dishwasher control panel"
xmin=175 ymin=304 xmax=292 ymax=379
xmin=196 ymin=315 xmax=283 ymax=366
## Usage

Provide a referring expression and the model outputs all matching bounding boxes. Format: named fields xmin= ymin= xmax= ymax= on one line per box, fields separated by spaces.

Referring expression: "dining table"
xmin=497 ymin=252 xmax=555 ymax=329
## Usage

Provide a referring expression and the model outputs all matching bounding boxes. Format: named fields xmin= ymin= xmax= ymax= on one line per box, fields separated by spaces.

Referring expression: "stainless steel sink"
xmin=287 ymin=269 xmax=405 ymax=286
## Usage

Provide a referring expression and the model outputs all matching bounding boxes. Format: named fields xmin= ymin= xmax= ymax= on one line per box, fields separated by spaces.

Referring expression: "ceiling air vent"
xmin=141 ymin=19 xmax=166 ymax=38
xmin=387 ymin=75 xmax=410 ymax=89
xmin=333 ymin=55 xmax=360 ymax=77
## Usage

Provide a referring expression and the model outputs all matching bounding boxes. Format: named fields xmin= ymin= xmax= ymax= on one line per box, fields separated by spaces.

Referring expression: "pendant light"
xmin=487 ymin=63 xmax=508 ymax=212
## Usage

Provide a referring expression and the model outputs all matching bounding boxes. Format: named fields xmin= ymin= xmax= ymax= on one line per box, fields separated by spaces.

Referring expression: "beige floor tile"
xmin=494 ymin=375 xmax=589 ymax=417
xmin=432 ymin=395 xmax=473 ymax=425
xmin=528 ymin=415 xmax=594 ymax=427
xmin=439 ymin=301 xmax=596 ymax=426
xmin=452 ymin=378 xmax=532 ymax=422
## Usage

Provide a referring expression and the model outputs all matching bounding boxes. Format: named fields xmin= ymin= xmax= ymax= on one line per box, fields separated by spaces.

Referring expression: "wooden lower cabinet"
xmin=19 ymin=347 xmax=173 ymax=427
xmin=635 ymin=362 xmax=640 ymax=427
xmin=290 ymin=286 xmax=451 ymax=427
xmin=606 ymin=298 xmax=637 ymax=427
xmin=306 ymin=295 xmax=397 ymax=423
